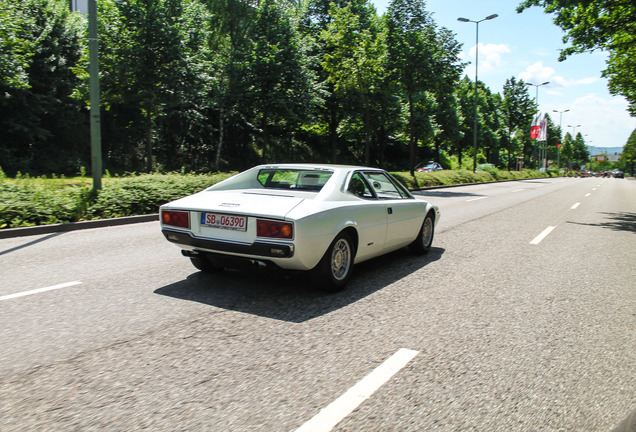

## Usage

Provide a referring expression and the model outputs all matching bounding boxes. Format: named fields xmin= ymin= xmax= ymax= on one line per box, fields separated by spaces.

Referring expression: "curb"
xmin=0 ymin=214 xmax=159 ymax=239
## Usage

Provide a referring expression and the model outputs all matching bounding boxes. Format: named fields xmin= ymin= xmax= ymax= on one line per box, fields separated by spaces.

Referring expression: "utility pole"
xmin=88 ymin=0 xmax=102 ymax=190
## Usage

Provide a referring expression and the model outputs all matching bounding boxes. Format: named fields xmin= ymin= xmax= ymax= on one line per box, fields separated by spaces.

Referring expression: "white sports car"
xmin=160 ymin=164 xmax=440 ymax=291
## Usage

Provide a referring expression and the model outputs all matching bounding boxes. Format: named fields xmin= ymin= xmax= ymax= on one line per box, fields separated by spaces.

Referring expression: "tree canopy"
xmin=517 ymin=0 xmax=636 ymax=115
xmin=1 ymin=0 xmax=615 ymax=178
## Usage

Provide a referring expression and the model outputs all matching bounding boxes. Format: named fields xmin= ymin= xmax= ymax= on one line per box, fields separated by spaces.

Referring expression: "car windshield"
xmin=257 ymin=168 xmax=333 ymax=192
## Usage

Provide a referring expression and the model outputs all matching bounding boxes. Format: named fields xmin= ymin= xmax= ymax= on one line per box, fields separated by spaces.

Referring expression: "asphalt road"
xmin=1 ymin=177 xmax=634 ymax=431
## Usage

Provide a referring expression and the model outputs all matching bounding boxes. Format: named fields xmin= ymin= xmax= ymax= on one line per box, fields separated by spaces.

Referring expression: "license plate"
xmin=200 ymin=213 xmax=247 ymax=231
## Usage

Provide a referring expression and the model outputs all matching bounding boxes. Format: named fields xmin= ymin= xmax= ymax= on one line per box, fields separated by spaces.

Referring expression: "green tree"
xmin=99 ymin=0 xmax=194 ymax=172
xmin=204 ymin=0 xmax=258 ymax=170
xmin=480 ymin=89 xmax=504 ymax=166
xmin=502 ymin=77 xmax=535 ymax=170
xmin=454 ymin=78 xmax=504 ymax=168
xmin=386 ymin=0 xmax=438 ymax=175
xmin=300 ymin=0 xmax=375 ymax=163
xmin=321 ymin=4 xmax=386 ymax=165
xmin=561 ymin=132 xmax=574 ymax=167
xmin=622 ymin=128 xmax=636 ymax=175
xmin=572 ymin=132 xmax=590 ymax=166
xmin=517 ymin=0 xmax=636 ymax=115
xmin=245 ymin=0 xmax=316 ymax=163
xmin=0 ymin=0 xmax=86 ymax=176
xmin=430 ymin=27 xmax=464 ymax=166
xmin=154 ymin=0 xmax=219 ymax=172
xmin=0 ymin=0 xmax=33 ymax=90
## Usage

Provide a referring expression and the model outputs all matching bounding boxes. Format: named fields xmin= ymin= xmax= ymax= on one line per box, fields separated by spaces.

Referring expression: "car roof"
xmin=253 ymin=163 xmax=385 ymax=173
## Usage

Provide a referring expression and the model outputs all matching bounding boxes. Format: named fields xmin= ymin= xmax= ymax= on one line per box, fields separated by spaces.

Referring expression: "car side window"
xmin=363 ymin=172 xmax=407 ymax=199
xmin=347 ymin=173 xmax=374 ymax=198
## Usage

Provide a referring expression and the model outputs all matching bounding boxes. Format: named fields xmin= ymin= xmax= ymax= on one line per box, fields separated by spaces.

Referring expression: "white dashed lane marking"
xmin=295 ymin=348 xmax=419 ymax=432
xmin=0 ymin=281 xmax=82 ymax=302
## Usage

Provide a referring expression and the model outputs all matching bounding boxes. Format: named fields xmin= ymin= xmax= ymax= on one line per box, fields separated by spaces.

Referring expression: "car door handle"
xmin=387 ymin=207 xmax=393 ymax=215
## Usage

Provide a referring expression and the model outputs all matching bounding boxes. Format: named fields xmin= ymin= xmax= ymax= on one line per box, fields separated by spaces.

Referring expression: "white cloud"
xmin=466 ymin=43 xmax=511 ymax=74
xmin=519 ymin=61 xmax=600 ymax=88
xmin=567 ymin=94 xmax=632 ymax=148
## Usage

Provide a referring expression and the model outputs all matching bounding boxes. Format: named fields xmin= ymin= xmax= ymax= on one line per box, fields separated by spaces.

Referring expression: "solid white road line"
xmin=295 ymin=348 xmax=420 ymax=432
xmin=466 ymin=197 xmax=487 ymax=202
xmin=0 ymin=281 xmax=82 ymax=302
xmin=530 ymin=226 xmax=556 ymax=245
xmin=571 ymin=202 xmax=581 ymax=210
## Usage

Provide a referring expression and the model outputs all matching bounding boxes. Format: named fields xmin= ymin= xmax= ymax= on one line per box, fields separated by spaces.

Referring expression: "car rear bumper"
xmin=162 ymin=228 xmax=294 ymax=258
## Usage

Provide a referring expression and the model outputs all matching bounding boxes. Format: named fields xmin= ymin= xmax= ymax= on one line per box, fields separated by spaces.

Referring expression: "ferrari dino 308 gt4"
xmin=160 ymin=164 xmax=439 ymax=290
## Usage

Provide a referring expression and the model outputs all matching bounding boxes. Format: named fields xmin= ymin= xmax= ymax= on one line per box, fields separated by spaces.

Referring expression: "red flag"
xmin=530 ymin=113 xmax=541 ymax=139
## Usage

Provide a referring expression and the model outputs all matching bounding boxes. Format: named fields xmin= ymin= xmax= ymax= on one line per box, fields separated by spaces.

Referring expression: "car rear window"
xmin=257 ymin=169 xmax=333 ymax=192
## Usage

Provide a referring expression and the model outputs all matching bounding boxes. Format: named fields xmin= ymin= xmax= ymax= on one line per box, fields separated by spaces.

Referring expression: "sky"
xmin=372 ymin=0 xmax=636 ymax=152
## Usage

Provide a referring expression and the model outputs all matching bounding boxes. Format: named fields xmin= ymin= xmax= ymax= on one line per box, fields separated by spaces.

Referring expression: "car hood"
xmin=162 ymin=189 xmax=306 ymax=219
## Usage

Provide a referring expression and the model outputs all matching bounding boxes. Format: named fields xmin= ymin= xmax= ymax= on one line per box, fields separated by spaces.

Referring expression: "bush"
xmin=0 ymin=180 xmax=92 ymax=228
xmin=391 ymin=168 xmax=549 ymax=189
xmin=0 ymin=169 xmax=549 ymax=229
xmin=0 ymin=172 xmax=235 ymax=229
xmin=87 ymin=173 xmax=235 ymax=219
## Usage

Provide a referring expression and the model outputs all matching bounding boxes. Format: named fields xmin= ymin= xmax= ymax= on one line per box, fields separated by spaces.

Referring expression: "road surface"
xmin=1 ymin=177 xmax=634 ymax=431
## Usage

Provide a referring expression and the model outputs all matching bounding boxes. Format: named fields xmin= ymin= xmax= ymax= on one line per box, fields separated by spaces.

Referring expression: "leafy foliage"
xmin=517 ymin=0 xmax=636 ymax=115
xmin=2 ymin=0 xmax=612 ymax=182
xmin=0 ymin=0 xmax=86 ymax=176
xmin=0 ymin=170 xmax=555 ymax=229
xmin=0 ymin=173 xmax=234 ymax=228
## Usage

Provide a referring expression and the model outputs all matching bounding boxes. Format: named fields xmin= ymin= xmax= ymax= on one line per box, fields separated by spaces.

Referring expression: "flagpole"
xmin=526 ymin=81 xmax=550 ymax=169
xmin=553 ymin=109 xmax=569 ymax=169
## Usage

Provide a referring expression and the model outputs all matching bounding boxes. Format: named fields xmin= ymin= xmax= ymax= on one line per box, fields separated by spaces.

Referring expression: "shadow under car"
xmin=154 ymin=247 xmax=445 ymax=323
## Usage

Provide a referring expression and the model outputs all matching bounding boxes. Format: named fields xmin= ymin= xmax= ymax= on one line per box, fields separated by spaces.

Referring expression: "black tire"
xmin=313 ymin=232 xmax=355 ymax=292
xmin=190 ymin=255 xmax=223 ymax=273
xmin=409 ymin=212 xmax=435 ymax=255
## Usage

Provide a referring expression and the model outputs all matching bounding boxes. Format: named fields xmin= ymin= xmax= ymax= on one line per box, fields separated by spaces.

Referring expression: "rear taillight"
xmin=161 ymin=210 xmax=190 ymax=229
xmin=256 ymin=219 xmax=293 ymax=239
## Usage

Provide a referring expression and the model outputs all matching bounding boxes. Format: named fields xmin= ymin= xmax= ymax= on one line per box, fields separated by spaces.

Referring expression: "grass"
xmin=0 ymin=168 xmax=550 ymax=229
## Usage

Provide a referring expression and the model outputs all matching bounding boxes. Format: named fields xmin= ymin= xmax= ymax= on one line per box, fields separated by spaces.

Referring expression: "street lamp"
xmin=71 ymin=0 xmax=102 ymax=190
xmin=458 ymin=13 xmax=498 ymax=172
xmin=568 ymin=124 xmax=581 ymax=138
xmin=526 ymin=81 xmax=550 ymax=106
xmin=553 ymin=109 xmax=569 ymax=168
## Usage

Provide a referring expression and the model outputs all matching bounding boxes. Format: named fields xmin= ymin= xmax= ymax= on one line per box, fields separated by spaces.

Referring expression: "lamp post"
xmin=458 ymin=13 xmax=498 ymax=172
xmin=526 ymin=81 xmax=550 ymax=106
xmin=87 ymin=0 xmax=102 ymax=190
xmin=526 ymin=82 xmax=549 ymax=170
xmin=568 ymin=124 xmax=581 ymax=170
xmin=70 ymin=0 xmax=102 ymax=190
xmin=568 ymin=124 xmax=581 ymax=138
xmin=553 ymin=109 xmax=569 ymax=169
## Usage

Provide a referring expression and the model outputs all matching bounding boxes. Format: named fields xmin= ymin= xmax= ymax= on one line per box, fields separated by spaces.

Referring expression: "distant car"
xmin=612 ymin=170 xmax=624 ymax=178
xmin=415 ymin=161 xmax=443 ymax=172
xmin=160 ymin=164 xmax=440 ymax=291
